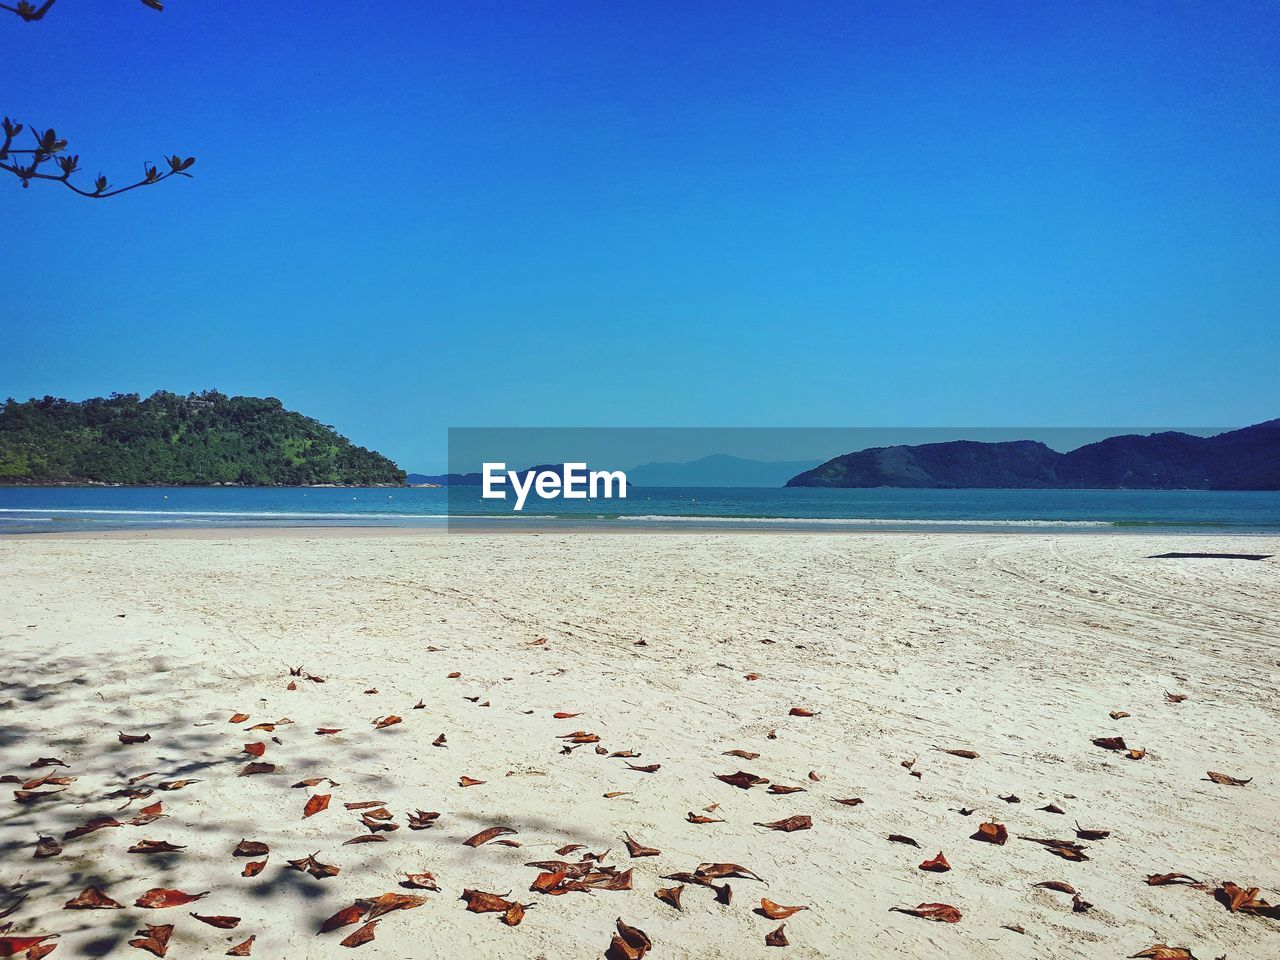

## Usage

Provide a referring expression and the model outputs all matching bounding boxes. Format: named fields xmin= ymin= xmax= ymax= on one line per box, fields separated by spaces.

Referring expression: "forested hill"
xmin=0 ymin=392 xmax=406 ymax=486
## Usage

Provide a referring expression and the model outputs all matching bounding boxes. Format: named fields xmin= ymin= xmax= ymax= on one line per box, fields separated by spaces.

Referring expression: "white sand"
xmin=1 ymin=530 xmax=1278 ymax=958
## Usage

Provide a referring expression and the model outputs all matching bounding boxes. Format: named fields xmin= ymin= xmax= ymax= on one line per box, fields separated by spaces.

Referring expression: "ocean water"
xmin=2 ymin=485 xmax=1280 ymax=534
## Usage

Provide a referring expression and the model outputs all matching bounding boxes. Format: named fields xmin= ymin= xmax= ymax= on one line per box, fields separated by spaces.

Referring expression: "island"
xmin=0 ymin=391 xmax=406 ymax=486
xmin=785 ymin=420 xmax=1280 ymax=490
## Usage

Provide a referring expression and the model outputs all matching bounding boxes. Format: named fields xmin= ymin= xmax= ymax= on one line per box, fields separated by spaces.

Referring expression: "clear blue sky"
xmin=2 ymin=1 xmax=1277 ymax=471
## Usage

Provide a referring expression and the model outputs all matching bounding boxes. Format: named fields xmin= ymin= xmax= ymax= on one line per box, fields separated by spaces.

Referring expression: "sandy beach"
xmin=1 ymin=530 xmax=1278 ymax=959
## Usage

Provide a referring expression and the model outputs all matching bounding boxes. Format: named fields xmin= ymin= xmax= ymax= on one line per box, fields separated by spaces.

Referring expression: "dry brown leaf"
xmin=464 ymin=826 xmax=518 ymax=848
xmin=887 ymin=834 xmax=920 ymax=847
xmin=362 ymin=892 xmax=425 ymax=920
xmin=1040 ymin=802 xmax=1066 ymax=814
xmin=833 ymin=797 xmax=863 ymax=807
xmin=626 ymin=763 xmax=660 ymax=773
xmin=767 ymin=784 xmax=806 ymax=795
xmin=315 ymin=727 xmax=342 ymax=735
xmin=1206 ymin=771 xmax=1252 ymax=786
xmin=1214 ymin=881 xmax=1280 ymax=918
xmin=239 ymin=762 xmax=276 ymax=777
xmin=401 ymin=872 xmax=440 ymax=891
xmin=503 ymin=902 xmax=526 ymax=926
xmin=64 ymin=887 xmax=123 ymax=909
xmin=939 ymin=748 xmax=980 ymax=759
xmin=1074 ymin=823 xmax=1110 ymax=841
xmin=459 ymin=776 xmax=485 ymax=787
xmin=758 ymin=898 xmax=808 ymax=919
xmin=1110 ymin=710 xmax=1131 ymax=719
xmin=287 ymin=852 xmax=340 ymax=879
xmin=339 ymin=921 xmax=378 ymax=948
xmin=687 ymin=812 xmax=725 ymax=824
xmin=723 ymin=749 xmax=760 ymax=760
xmin=1129 ymin=947 xmax=1197 ymax=959
xmin=64 ymin=816 xmax=122 ymax=840
xmin=1033 ymin=880 xmax=1077 ymax=894
xmin=407 ymin=810 xmax=441 ymax=829
xmin=303 ymin=794 xmax=331 ymax=818
xmin=320 ymin=903 xmax=368 ymax=933
xmin=788 ymin=707 xmax=817 ymax=717
xmin=919 ymin=851 xmax=951 ymax=872
xmin=972 ymin=822 xmax=1008 ymax=845
xmin=373 ymin=715 xmax=401 ymax=729
xmin=623 ymin=832 xmax=661 ymax=857
xmin=891 ymin=902 xmax=962 ymax=923
xmin=756 ymin=815 xmax=812 ymax=832
xmin=242 ymin=858 xmax=268 ymax=877
xmin=765 ymin=924 xmax=789 ymax=947
xmin=128 ymin=840 xmax=185 ymax=854
xmin=606 ymin=918 xmax=651 ymax=960
xmin=1093 ymin=736 xmax=1127 ymax=751
xmin=190 ymin=913 xmax=240 ymax=929
xmin=432 ymin=733 xmax=447 ymax=747
xmin=135 ymin=888 xmax=208 ymax=908
xmin=553 ymin=711 xmax=581 ymax=719
xmin=1165 ymin=692 xmax=1188 ymax=703
xmin=233 ymin=839 xmax=268 ymax=858
xmin=34 ymin=835 xmax=61 ymax=858
xmin=226 ymin=936 xmax=255 ymax=956
xmin=655 ymin=885 xmax=683 ymax=910
xmin=242 ymin=742 xmax=266 ymax=757
xmin=695 ymin=862 xmax=765 ymax=882
xmin=229 ymin=713 xmax=250 ymax=723
xmin=128 ymin=924 xmax=173 ymax=957
xmin=157 ymin=779 xmax=201 ymax=791
xmin=1146 ymin=873 xmax=1199 ymax=886
xmin=716 ymin=770 xmax=769 ymax=789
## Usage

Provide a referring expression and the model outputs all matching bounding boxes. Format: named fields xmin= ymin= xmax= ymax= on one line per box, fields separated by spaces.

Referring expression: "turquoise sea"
xmin=2 ymin=485 xmax=1280 ymax=534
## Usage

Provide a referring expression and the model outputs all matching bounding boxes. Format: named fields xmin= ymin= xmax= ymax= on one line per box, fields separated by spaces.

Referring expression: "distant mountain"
xmin=627 ymin=454 xmax=824 ymax=487
xmin=785 ymin=421 xmax=1280 ymax=490
xmin=0 ymin=391 xmax=406 ymax=486
xmin=407 ymin=472 xmax=482 ymax=486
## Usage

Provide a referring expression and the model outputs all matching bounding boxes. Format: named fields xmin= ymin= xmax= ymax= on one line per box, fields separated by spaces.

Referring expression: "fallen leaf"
xmin=242 ymin=858 xmax=267 ymax=877
xmin=0 ymin=937 xmax=59 ymax=958
xmin=694 ymin=862 xmax=766 ymax=882
xmin=1127 ymin=748 xmax=1147 ymax=761
xmin=339 ymin=921 xmax=378 ymax=948
xmin=1039 ymin=802 xmax=1066 ymax=814
xmin=407 ymin=810 xmax=440 ymax=829
xmin=833 ymin=797 xmax=863 ymax=807
xmin=767 ymin=784 xmax=806 ymax=795
xmin=655 ymin=885 xmax=683 ymax=910
xmin=1206 ymin=771 xmax=1252 ymax=786
xmin=242 ymin=742 xmax=266 ymax=757
xmin=303 ymin=794 xmax=331 ymax=818
xmin=723 ymin=749 xmax=760 ymax=760
xmin=1093 ymin=736 xmax=1127 ymax=751
xmin=1110 ymin=710 xmax=1131 ymax=719
xmin=239 ymin=762 xmax=276 ymax=777
xmin=320 ymin=904 xmax=368 ymax=933
xmin=464 ymin=826 xmax=518 ymax=847
xmin=1074 ymin=823 xmax=1110 ymax=841
xmin=64 ymin=887 xmax=123 ymax=909
xmin=34 ymin=835 xmax=61 ymax=858
xmin=999 ymin=794 xmax=1020 ymax=803
xmin=758 ymin=898 xmax=808 ymax=919
xmin=64 ymin=816 xmax=122 ymax=840
xmin=1214 ymin=881 xmax=1280 ymax=918
xmin=919 ymin=851 xmax=951 ymax=872
xmin=756 ymin=815 xmax=812 ymax=832
xmin=128 ymin=924 xmax=173 ymax=957
xmin=373 ymin=716 xmax=401 ymax=729
xmin=553 ymin=712 xmax=580 ymax=719
xmin=1033 ymin=880 xmax=1077 ymax=894
xmin=687 ymin=812 xmax=724 ymax=824
xmin=887 ymin=834 xmax=921 ymax=847
xmin=119 ymin=732 xmax=152 ymax=744
xmin=362 ymin=892 xmax=426 ymax=920
xmin=459 ymin=776 xmax=485 ymax=787
xmin=191 ymin=913 xmax=240 ymax=928
xmin=401 ymin=872 xmax=440 ymax=891
xmin=606 ymin=918 xmax=651 ymax=960
xmin=716 ymin=770 xmax=769 ymax=789
xmin=939 ymin=748 xmax=979 ymax=759
xmin=1072 ymin=892 xmax=1093 ymax=912
xmin=1129 ymin=946 xmax=1197 ymax=959
xmin=788 ymin=707 xmax=817 ymax=717
xmin=623 ymin=832 xmax=661 ymax=857
xmin=128 ymin=840 xmax=185 ymax=854
xmin=1165 ymin=692 xmax=1188 ymax=704
xmin=890 ymin=902 xmax=962 ymax=923
xmin=226 ymin=936 xmax=255 ymax=956
xmin=1147 ymin=873 xmax=1199 ymax=886
xmin=229 ymin=713 xmax=250 ymax=723
xmin=972 ymin=822 xmax=1008 ymax=845
xmin=287 ymin=852 xmax=340 ymax=879
xmin=135 ymin=888 xmax=209 ymax=908
xmin=503 ymin=902 xmax=525 ymax=926
xmin=157 ymin=779 xmax=201 ymax=791
xmin=765 ymin=924 xmax=788 ymax=947
xmin=432 ymin=734 xmax=447 ymax=747
xmin=626 ymin=763 xmax=660 ymax=773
